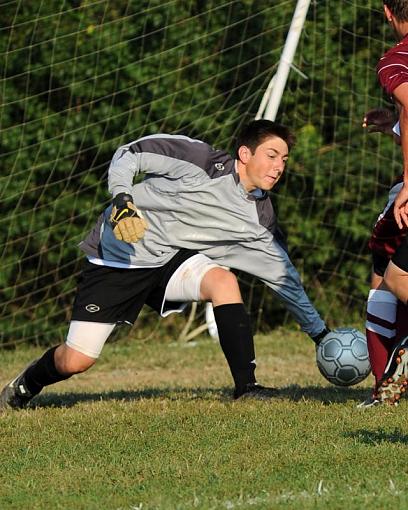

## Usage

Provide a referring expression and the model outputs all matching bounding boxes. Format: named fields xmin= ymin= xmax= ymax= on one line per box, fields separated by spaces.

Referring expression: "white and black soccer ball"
xmin=316 ymin=327 xmax=371 ymax=386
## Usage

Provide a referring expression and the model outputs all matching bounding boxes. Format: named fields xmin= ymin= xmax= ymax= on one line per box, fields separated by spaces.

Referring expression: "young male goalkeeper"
xmin=0 ymin=120 xmax=329 ymax=411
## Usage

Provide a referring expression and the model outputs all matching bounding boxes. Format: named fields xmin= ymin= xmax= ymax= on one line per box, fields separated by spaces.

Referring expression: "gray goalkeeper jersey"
xmin=80 ymin=134 xmax=325 ymax=337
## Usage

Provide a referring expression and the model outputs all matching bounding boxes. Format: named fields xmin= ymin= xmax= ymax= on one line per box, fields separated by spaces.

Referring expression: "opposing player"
xmin=371 ymin=1 xmax=408 ymax=404
xmin=0 ymin=120 xmax=329 ymax=410
xmin=359 ymin=109 xmax=408 ymax=407
xmin=383 ymin=3 xmax=408 ymax=229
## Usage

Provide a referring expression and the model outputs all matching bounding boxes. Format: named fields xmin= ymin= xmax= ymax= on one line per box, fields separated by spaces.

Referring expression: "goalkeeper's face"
xmin=238 ymin=135 xmax=289 ymax=192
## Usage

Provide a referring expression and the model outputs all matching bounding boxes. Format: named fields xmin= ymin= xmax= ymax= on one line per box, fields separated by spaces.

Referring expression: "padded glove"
xmin=109 ymin=193 xmax=148 ymax=243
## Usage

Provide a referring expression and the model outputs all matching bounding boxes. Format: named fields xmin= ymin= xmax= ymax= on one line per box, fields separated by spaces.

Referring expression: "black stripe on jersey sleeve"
xmin=130 ymin=135 xmax=236 ymax=180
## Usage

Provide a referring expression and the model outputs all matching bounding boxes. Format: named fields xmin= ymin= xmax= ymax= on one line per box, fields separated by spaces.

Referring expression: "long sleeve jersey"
xmin=80 ymin=134 xmax=325 ymax=337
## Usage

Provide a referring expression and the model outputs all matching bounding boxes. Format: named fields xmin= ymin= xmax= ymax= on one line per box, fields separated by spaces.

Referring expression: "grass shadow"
xmin=344 ymin=428 xmax=408 ymax=445
xmin=30 ymin=383 xmax=370 ymax=409
xmin=273 ymin=384 xmax=370 ymax=404
xmin=32 ymin=386 xmax=232 ymax=409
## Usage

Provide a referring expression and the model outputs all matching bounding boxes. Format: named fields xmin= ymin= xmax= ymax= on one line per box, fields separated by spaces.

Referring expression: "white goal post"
xmin=256 ymin=0 xmax=311 ymax=121
xmin=206 ymin=0 xmax=312 ymax=340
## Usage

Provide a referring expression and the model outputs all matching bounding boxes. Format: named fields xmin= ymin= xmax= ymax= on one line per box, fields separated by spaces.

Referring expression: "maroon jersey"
xmin=369 ymin=176 xmax=407 ymax=257
xmin=374 ymin=37 xmax=408 ymax=257
xmin=377 ymin=34 xmax=408 ymax=96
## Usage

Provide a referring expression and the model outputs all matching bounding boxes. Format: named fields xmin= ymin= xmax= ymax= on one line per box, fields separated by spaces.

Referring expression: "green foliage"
xmin=0 ymin=0 xmax=400 ymax=344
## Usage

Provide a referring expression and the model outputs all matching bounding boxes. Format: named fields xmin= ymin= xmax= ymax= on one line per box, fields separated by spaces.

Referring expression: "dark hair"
xmin=384 ymin=0 xmax=408 ymax=21
xmin=234 ymin=119 xmax=295 ymax=159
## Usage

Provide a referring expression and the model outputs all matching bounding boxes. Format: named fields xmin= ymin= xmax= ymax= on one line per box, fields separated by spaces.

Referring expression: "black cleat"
xmin=233 ymin=382 xmax=276 ymax=400
xmin=312 ymin=327 xmax=331 ymax=346
xmin=378 ymin=336 xmax=408 ymax=406
xmin=0 ymin=362 xmax=36 ymax=411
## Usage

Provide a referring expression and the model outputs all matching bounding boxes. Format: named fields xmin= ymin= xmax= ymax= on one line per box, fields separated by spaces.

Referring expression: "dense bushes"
xmin=0 ymin=1 xmax=398 ymax=345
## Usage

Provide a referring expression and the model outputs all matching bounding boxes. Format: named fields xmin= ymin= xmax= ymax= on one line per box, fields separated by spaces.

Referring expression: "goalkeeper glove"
xmin=109 ymin=193 xmax=148 ymax=243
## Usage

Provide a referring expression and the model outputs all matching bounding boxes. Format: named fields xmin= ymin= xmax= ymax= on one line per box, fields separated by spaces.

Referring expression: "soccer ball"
xmin=316 ymin=328 xmax=371 ymax=386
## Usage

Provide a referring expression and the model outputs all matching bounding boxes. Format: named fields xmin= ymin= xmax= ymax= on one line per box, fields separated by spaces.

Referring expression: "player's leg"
xmin=378 ymin=242 xmax=408 ymax=404
xmin=0 ymin=321 xmax=114 ymax=411
xmin=395 ymin=300 xmax=408 ymax=342
xmin=384 ymin=260 xmax=408 ymax=304
xmin=359 ymin=201 xmax=402 ymax=407
xmin=360 ymin=182 xmax=408 ymax=405
xmin=0 ymin=259 xmax=155 ymax=411
xmin=358 ymin=272 xmax=398 ymax=408
xmin=162 ymin=254 xmax=274 ymax=399
xmin=366 ymin=272 xmax=397 ymax=382
xmin=199 ymin=266 xmax=259 ymax=398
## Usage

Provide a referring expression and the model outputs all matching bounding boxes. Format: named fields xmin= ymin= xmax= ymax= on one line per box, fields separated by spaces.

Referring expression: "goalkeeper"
xmin=0 ymin=120 xmax=329 ymax=411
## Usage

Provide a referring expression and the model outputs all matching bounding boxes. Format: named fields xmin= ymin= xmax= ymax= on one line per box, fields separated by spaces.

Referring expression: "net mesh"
xmin=0 ymin=0 xmax=399 ymax=346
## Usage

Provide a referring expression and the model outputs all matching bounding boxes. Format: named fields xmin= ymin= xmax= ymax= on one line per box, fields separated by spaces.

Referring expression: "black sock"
xmin=213 ymin=303 xmax=256 ymax=393
xmin=22 ymin=346 xmax=72 ymax=396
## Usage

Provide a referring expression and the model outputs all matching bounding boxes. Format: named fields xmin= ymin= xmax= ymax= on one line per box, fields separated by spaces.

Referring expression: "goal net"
xmin=0 ymin=0 xmax=398 ymax=347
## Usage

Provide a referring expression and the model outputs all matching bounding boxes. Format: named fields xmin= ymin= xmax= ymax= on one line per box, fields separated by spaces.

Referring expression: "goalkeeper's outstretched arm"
xmin=205 ymin=240 xmax=328 ymax=342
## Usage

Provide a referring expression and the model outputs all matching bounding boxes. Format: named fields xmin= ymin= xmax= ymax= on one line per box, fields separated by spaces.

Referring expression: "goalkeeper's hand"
xmin=109 ymin=193 xmax=148 ymax=243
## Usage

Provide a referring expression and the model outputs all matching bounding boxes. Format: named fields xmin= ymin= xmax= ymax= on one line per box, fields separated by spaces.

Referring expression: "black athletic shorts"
xmin=392 ymin=236 xmax=408 ymax=272
xmin=71 ymin=249 xmax=198 ymax=324
xmin=372 ymin=251 xmax=389 ymax=277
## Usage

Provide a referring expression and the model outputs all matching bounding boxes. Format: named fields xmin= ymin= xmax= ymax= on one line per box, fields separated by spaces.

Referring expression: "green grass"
xmin=1 ymin=329 xmax=408 ymax=510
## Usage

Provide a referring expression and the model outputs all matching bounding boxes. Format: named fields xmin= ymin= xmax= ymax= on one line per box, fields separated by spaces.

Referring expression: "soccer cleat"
xmin=356 ymin=395 xmax=382 ymax=408
xmin=233 ymin=382 xmax=276 ymax=400
xmin=378 ymin=336 xmax=408 ymax=406
xmin=0 ymin=362 xmax=36 ymax=411
xmin=311 ymin=326 xmax=331 ymax=346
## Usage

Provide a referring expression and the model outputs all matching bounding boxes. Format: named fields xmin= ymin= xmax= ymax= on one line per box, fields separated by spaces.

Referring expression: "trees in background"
xmin=0 ymin=1 xmax=399 ymax=345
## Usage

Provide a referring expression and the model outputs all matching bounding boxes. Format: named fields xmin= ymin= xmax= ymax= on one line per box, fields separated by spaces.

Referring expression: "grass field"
xmin=1 ymin=328 xmax=408 ymax=510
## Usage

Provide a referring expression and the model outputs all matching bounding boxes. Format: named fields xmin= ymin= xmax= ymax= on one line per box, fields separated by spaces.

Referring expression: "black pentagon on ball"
xmin=321 ymin=338 xmax=343 ymax=360
xmin=335 ymin=366 xmax=361 ymax=386
xmin=351 ymin=338 xmax=369 ymax=360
